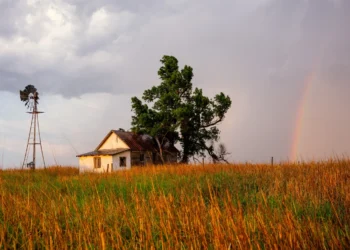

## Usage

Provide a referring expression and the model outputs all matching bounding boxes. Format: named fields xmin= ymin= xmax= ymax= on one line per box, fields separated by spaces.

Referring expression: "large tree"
xmin=131 ymin=55 xmax=231 ymax=163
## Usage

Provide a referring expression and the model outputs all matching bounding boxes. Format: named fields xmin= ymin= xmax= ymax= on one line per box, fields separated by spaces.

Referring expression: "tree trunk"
xmin=181 ymin=154 xmax=189 ymax=164
xmin=155 ymin=137 xmax=165 ymax=164
xmin=180 ymin=134 xmax=190 ymax=164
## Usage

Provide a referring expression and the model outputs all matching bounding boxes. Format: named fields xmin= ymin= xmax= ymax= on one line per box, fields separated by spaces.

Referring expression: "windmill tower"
xmin=20 ymin=85 xmax=46 ymax=170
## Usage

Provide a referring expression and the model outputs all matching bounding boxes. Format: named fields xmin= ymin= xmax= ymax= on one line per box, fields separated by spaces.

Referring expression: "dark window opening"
xmin=94 ymin=157 xmax=101 ymax=168
xmin=120 ymin=157 xmax=127 ymax=167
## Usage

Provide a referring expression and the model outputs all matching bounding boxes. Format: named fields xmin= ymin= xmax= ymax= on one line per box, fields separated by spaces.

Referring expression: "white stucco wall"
xmin=98 ymin=132 xmax=129 ymax=150
xmin=79 ymin=155 xmax=114 ymax=173
xmin=113 ymin=151 xmax=131 ymax=170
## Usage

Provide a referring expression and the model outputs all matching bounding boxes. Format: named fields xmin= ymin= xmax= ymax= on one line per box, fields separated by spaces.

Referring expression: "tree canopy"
xmin=131 ymin=55 xmax=232 ymax=163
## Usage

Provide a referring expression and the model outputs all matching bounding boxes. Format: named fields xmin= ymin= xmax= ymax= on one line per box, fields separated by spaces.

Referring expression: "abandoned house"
xmin=77 ymin=130 xmax=178 ymax=173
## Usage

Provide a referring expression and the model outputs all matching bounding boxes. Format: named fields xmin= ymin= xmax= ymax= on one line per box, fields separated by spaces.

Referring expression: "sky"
xmin=0 ymin=0 xmax=349 ymax=168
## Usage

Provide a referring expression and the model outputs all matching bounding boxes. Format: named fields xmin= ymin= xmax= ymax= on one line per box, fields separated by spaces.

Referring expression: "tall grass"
xmin=0 ymin=160 xmax=349 ymax=249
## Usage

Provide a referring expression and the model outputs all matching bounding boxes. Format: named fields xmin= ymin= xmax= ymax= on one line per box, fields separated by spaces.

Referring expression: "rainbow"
xmin=290 ymin=71 xmax=316 ymax=162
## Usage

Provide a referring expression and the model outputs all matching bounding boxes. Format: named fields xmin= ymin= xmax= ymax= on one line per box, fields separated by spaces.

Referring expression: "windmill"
xmin=20 ymin=85 xmax=46 ymax=170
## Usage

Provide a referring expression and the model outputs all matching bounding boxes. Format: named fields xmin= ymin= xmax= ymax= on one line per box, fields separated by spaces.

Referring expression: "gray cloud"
xmin=0 ymin=0 xmax=349 ymax=97
xmin=0 ymin=0 xmax=23 ymax=37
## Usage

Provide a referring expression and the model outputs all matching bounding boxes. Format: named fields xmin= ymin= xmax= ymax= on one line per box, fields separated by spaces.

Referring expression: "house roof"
xmin=76 ymin=148 xmax=129 ymax=157
xmin=94 ymin=130 xmax=179 ymax=153
xmin=112 ymin=130 xmax=156 ymax=151
xmin=76 ymin=130 xmax=179 ymax=158
xmin=113 ymin=130 xmax=179 ymax=153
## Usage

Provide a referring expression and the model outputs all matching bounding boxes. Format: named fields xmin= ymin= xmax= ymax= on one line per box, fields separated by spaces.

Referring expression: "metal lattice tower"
xmin=20 ymin=86 xmax=46 ymax=170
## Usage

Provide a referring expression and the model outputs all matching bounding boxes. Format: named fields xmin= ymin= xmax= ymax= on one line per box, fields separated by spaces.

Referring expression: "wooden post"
xmin=271 ymin=157 xmax=274 ymax=166
xmin=202 ymin=158 xmax=205 ymax=167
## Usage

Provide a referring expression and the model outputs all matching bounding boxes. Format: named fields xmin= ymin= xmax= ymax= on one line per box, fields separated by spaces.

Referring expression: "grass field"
xmin=0 ymin=160 xmax=349 ymax=249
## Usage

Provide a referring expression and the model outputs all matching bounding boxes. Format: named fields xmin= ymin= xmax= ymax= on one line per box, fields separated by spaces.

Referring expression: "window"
xmin=94 ymin=157 xmax=101 ymax=168
xmin=120 ymin=157 xmax=127 ymax=167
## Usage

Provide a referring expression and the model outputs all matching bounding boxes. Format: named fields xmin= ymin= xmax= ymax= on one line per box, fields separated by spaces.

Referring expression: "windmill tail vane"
xmin=20 ymin=85 xmax=46 ymax=170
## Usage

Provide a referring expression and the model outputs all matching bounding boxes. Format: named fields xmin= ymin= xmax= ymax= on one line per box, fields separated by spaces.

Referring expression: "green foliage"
xmin=131 ymin=55 xmax=232 ymax=163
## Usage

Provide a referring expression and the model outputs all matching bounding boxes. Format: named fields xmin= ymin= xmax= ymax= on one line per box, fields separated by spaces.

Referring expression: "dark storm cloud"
xmin=1 ymin=69 xmax=121 ymax=98
xmin=0 ymin=0 xmax=349 ymax=98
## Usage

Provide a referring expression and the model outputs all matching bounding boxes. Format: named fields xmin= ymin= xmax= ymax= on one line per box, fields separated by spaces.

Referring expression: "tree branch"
xmin=200 ymin=118 xmax=223 ymax=128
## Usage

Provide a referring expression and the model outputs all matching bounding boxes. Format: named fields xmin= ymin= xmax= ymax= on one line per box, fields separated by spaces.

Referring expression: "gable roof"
xmin=95 ymin=130 xmax=179 ymax=153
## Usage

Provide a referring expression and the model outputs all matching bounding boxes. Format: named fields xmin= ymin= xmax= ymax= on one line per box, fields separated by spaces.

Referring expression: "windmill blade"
xmin=26 ymin=85 xmax=37 ymax=92
xmin=20 ymin=85 xmax=37 ymax=100
xmin=20 ymin=85 xmax=39 ymax=108
xmin=20 ymin=90 xmax=28 ymax=102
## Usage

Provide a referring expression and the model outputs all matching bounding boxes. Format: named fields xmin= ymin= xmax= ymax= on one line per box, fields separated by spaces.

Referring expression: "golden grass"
xmin=0 ymin=160 xmax=349 ymax=249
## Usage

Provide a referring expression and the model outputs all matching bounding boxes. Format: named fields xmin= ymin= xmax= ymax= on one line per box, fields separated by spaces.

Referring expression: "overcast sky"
xmin=0 ymin=0 xmax=349 ymax=168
